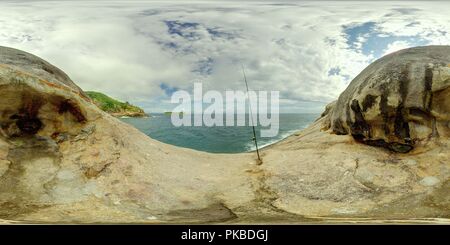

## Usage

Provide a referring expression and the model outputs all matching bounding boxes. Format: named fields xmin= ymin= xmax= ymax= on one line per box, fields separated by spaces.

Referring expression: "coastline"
xmin=119 ymin=113 xmax=317 ymax=154
xmin=115 ymin=114 xmax=150 ymax=119
xmin=0 ymin=46 xmax=448 ymax=223
xmin=246 ymin=124 xmax=312 ymax=153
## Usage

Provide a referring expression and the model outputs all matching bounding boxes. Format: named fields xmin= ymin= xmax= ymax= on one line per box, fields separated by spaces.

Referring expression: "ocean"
xmin=121 ymin=113 xmax=319 ymax=153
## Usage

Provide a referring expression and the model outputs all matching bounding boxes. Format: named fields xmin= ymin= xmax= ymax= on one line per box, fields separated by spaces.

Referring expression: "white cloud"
xmin=383 ymin=40 xmax=413 ymax=56
xmin=0 ymin=1 xmax=449 ymax=113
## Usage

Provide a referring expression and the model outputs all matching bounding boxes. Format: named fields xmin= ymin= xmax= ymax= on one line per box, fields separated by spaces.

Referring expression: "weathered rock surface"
xmin=0 ymin=46 xmax=448 ymax=224
xmin=0 ymin=46 xmax=99 ymax=140
xmin=327 ymin=46 xmax=450 ymax=153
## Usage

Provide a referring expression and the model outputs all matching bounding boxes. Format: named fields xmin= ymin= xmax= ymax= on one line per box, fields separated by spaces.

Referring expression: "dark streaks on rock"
xmin=424 ymin=67 xmax=433 ymax=111
xmin=328 ymin=46 xmax=450 ymax=153
xmin=394 ymin=105 xmax=411 ymax=141
xmin=362 ymin=94 xmax=377 ymax=112
xmin=58 ymin=100 xmax=86 ymax=123
xmin=332 ymin=118 xmax=348 ymax=135
xmin=350 ymin=99 xmax=371 ymax=140
xmin=394 ymin=65 xmax=411 ymax=143
xmin=379 ymin=83 xmax=391 ymax=135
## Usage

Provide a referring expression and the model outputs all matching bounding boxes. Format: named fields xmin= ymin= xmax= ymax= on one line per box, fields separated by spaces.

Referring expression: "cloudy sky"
xmin=1 ymin=1 xmax=449 ymax=113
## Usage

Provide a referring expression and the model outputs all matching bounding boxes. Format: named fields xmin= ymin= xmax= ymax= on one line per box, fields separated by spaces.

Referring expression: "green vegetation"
xmin=86 ymin=91 xmax=146 ymax=117
xmin=164 ymin=111 xmax=184 ymax=116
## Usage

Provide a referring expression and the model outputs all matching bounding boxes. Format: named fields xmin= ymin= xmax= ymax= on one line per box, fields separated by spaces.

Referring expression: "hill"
xmin=86 ymin=91 xmax=147 ymax=117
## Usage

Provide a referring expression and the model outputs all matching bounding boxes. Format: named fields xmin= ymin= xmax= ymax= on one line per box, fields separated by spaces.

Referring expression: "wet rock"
xmin=328 ymin=46 xmax=450 ymax=152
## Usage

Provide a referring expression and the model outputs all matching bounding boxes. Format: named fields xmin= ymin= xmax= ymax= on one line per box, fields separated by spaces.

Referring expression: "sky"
xmin=0 ymin=1 xmax=449 ymax=113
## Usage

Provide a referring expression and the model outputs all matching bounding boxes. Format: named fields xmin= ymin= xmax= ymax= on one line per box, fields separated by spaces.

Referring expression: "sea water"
xmin=121 ymin=113 xmax=319 ymax=153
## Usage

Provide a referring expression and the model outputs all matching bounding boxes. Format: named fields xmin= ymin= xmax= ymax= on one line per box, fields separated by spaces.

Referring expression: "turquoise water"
xmin=121 ymin=113 xmax=319 ymax=153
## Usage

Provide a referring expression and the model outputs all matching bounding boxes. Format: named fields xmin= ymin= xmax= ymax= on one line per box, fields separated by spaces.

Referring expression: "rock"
xmin=0 ymin=46 xmax=101 ymax=140
xmin=328 ymin=46 xmax=450 ymax=153
xmin=0 ymin=160 xmax=10 ymax=177
xmin=0 ymin=46 xmax=86 ymax=94
xmin=0 ymin=46 xmax=448 ymax=223
xmin=420 ymin=176 xmax=440 ymax=187
xmin=321 ymin=100 xmax=336 ymax=118
xmin=331 ymin=207 xmax=359 ymax=215
xmin=403 ymin=159 xmax=418 ymax=166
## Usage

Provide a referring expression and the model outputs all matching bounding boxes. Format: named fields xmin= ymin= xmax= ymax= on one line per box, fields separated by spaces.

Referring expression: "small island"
xmin=86 ymin=91 xmax=148 ymax=118
xmin=164 ymin=111 xmax=184 ymax=116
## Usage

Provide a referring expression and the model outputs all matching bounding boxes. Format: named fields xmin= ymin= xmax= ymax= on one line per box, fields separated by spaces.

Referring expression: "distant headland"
xmin=86 ymin=91 xmax=148 ymax=118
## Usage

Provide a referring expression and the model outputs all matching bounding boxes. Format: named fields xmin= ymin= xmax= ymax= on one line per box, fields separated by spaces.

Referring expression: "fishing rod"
xmin=241 ymin=65 xmax=262 ymax=164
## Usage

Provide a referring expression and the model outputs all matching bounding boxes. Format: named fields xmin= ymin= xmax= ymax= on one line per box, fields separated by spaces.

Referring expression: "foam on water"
xmin=244 ymin=127 xmax=306 ymax=152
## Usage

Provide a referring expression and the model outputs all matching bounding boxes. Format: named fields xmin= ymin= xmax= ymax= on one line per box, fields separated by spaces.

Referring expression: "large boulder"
xmin=328 ymin=46 xmax=450 ymax=153
xmin=0 ymin=46 xmax=256 ymax=223
xmin=0 ymin=46 xmax=99 ymax=139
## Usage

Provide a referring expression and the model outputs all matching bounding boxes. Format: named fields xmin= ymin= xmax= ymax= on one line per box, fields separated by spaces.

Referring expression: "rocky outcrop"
xmin=86 ymin=91 xmax=148 ymax=118
xmin=0 ymin=46 xmax=448 ymax=223
xmin=326 ymin=46 xmax=450 ymax=153
xmin=0 ymin=46 xmax=100 ymax=140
